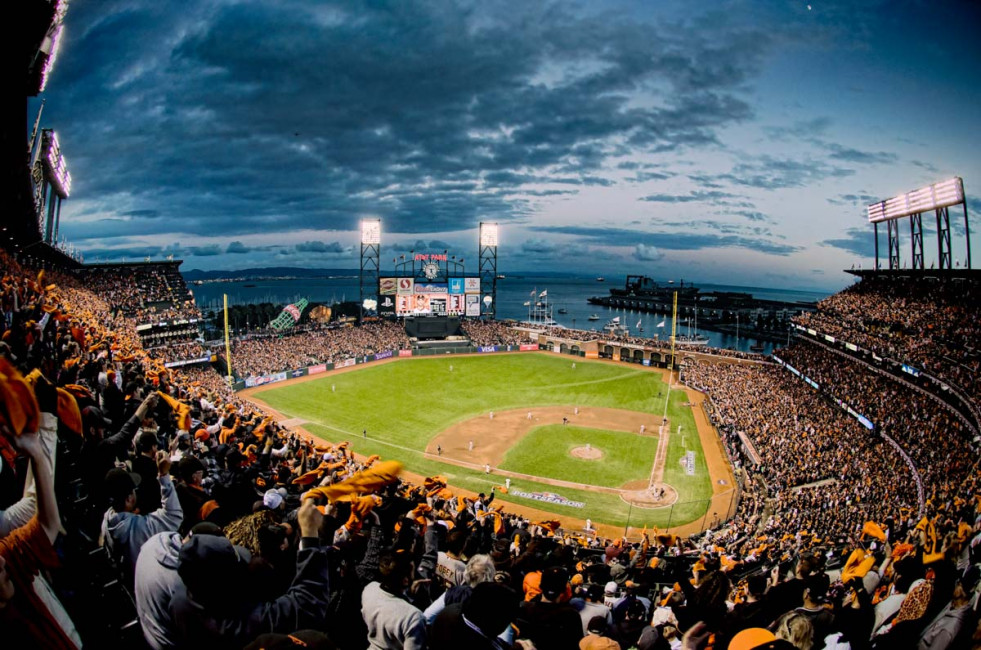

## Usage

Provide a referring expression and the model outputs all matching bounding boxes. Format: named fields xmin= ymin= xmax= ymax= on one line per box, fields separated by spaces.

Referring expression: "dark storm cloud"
xmin=294 ymin=241 xmax=350 ymax=254
xmin=534 ymin=225 xmax=800 ymax=256
xmin=49 ymin=0 xmax=775 ymax=247
xmin=819 ymin=227 xmax=874 ymax=257
xmin=226 ymin=241 xmax=250 ymax=254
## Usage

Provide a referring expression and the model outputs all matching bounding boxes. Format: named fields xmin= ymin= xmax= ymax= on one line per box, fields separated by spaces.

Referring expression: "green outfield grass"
xmin=499 ymin=424 xmax=659 ymax=488
xmin=254 ymin=354 xmax=716 ymax=528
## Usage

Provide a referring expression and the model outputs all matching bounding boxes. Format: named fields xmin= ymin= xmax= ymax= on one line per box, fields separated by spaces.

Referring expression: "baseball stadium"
xmin=3 ymin=3 xmax=981 ymax=650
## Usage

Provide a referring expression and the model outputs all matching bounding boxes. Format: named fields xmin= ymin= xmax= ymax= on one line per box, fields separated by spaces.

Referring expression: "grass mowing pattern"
xmin=255 ymin=354 xmax=714 ymax=527
xmin=499 ymin=425 xmax=659 ymax=488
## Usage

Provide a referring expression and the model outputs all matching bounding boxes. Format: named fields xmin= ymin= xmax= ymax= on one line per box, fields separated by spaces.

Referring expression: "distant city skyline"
xmin=32 ymin=0 xmax=981 ymax=292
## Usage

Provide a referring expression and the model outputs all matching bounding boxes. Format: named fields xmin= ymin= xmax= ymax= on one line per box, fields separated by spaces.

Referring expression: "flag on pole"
xmin=611 ymin=316 xmax=620 ymax=323
xmin=539 ymin=290 xmax=547 ymax=298
xmin=656 ymin=320 xmax=666 ymax=328
xmin=530 ymin=289 xmax=537 ymax=297
xmin=636 ymin=320 xmax=642 ymax=329
xmin=523 ymin=301 xmax=531 ymax=306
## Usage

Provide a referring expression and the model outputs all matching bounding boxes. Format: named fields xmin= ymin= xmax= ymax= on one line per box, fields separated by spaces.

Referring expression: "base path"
xmin=428 ymin=406 xmax=658 ymax=468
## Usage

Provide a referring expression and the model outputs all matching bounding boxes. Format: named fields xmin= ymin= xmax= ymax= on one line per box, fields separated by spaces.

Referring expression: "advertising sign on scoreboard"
xmin=397 ymin=278 xmax=414 ymax=295
xmin=379 ymin=278 xmax=397 ymax=295
xmin=448 ymin=294 xmax=465 ymax=314
xmin=465 ymin=294 xmax=480 ymax=316
xmin=430 ymin=298 xmax=447 ymax=315
xmin=414 ymin=283 xmax=447 ymax=294
xmin=378 ymin=295 xmax=396 ymax=313
xmin=464 ymin=278 xmax=480 ymax=294
xmin=448 ymin=278 xmax=464 ymax=294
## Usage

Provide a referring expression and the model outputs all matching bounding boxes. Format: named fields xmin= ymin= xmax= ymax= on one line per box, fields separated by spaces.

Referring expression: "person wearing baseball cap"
xmin=169 ymin=500 xmax=329 ymax=649
xmin=101 ymin=450 xmax=183 ymax=575
xmin=580 ymin=615 xmax=621 ymax=650
xmin=175 ymin=455 xmax=209 ymax=535
xmin=133 ymin=431 xmax=162 ymax=513
xmin=516 ymin=566 xmax=583 ymax=649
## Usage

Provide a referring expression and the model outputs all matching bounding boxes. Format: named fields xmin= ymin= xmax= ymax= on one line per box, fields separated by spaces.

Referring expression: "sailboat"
xmin=636 ymin=318 xmax=643 ymax=333
xmin=675 ymin=311 xmax=709 ymax=346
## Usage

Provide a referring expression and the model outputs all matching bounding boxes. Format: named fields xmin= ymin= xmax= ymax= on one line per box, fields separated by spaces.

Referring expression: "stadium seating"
xmin=0 ymin=248 xmax=978 ymax=649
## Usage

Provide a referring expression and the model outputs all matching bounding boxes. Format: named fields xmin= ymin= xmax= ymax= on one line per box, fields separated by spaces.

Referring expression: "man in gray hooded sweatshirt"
xmin=101 ymin=452 xmax=183 ymax=576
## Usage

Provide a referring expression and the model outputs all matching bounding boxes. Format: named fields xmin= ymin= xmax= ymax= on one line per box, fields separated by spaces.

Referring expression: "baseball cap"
xmin=263 ymin=488 xmax=285 ymax=510
xmin=105 ymin=467 xmax=141 ymax=500
xmin=244 ymin=631 xmax=335 ymax=650
xmin=604 ymin=580 xmax=618 ymax=594
xmin=178 ymin=535 xmax=252 ymax=607
xmin=82 ymin=405 xmax=112 ymax=429
xmin=540 ymin=567 xmax=568 ymax=600
xmin=178 ymin=455 xmax=206 ymax=481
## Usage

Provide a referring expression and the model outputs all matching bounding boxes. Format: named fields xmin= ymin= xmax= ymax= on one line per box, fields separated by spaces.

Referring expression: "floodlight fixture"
xmin=479 ymin=222 xmax=499 ymax=247
xmin=868 ymin=177 xmax=964 ymax=223
xmin=361 ymin=218 xmax=381 ymax=245
xmin=45 ymin=131 xmax=71 ymax=197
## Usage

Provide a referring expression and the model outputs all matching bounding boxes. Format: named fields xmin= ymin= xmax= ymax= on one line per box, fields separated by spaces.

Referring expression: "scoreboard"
xmin=378 ymin=277 xmax=481 ymax=316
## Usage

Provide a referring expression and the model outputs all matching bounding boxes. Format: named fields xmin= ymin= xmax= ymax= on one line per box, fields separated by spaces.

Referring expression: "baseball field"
xmin=247 ymin=353 xmax=735 ymax=535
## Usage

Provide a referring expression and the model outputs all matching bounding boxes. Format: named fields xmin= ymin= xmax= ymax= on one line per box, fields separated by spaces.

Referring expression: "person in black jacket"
xmin=168 ymin=499 xmax=329 ymax=650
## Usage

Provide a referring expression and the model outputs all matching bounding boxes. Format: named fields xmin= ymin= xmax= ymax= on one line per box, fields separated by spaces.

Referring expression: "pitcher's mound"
xmin=570 ymin=446 xmax=603 ymax=460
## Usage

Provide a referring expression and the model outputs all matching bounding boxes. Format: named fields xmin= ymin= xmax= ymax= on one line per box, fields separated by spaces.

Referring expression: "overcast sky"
xmin=34 ymin=0 xmax=981 ymax=291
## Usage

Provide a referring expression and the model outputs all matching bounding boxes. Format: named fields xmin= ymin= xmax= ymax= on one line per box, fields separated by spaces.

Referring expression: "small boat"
xmin=675 ymin=334 xmax=710 ymax=346
xmin=596 ymin=277 xmax=605 ymax=282
xmin=496 ymin=274 xmax=506 ymax=280
xmin=588 ymin=314 xmax=600 ymax=321
xmin=243 ymin=283 xmax=257 ymax=288
xmin=557 ymin=308 xmax=568 ymax=314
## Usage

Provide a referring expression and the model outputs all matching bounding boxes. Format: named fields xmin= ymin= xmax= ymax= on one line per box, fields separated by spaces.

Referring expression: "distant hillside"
xmin=182 ymin=267 xmax=357 ymax=281
xmin=182 ymin=267 xmax=583 ymax=281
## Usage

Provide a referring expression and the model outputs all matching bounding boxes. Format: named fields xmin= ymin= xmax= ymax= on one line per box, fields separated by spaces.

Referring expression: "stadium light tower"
xmin=360 ymin=218 xmax=381 ymax=323
xmin=479 ymin=222 xmax=498 ymax=319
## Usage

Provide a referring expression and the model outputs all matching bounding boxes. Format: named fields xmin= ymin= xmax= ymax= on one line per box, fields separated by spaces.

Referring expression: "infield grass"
xmin=499 ymin=425 xmax=659 ymax=488
xmin=254 ymin=354 xmax=716 ymax=527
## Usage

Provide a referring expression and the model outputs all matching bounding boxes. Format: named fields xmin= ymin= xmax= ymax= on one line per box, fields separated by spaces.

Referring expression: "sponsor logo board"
xmin=519 ymin=344 xmax=538 ymax=351
xmin=509 ymin=489 xmax=584 ymax=509
xmin=399 ymin=350 xmax=413 ymax=357
xmin=308 ymin=364 xmax=327 ymax=375
xmin=414 ymin=283 xmax=447 ymax=294
xmin=448 ymin=278 xmax=464 ymax=294
xmin=374 ymin=350 xmax=394 ymax=361
xmin=477 ymin=345 xmax=497 ymax=353
xmin=379 ymin=278 xmax=397 ymax=295
xmin=464 ymin=278 xmax=480 ymax=294
xmin=397 ymin=278 xmax=414 ymax=295
xmin=465 ymin=294 xmax=480 ymax=317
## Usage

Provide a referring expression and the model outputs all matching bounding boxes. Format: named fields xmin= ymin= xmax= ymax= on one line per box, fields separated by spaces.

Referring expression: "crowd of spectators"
xmin=0 ymin=244 xmax=978 ymax=650
xmin=794 ymin=276 xmax=981 ymax=402
xmin=531 ymin=325 xmax=764 ymax=362
xmin=230 ymin=322 xmax=410 ymax=378
xmin=77 ymin=265 xmax=201 ymax=324
xmin=461 ymin=320 xmax=526 ymax=346
xmin=774 ymin=340 xmax=976 ymax=502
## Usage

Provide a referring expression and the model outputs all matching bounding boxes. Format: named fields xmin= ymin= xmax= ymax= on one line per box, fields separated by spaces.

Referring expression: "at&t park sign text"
xmin=413 ymin=253 xmax=448 ymax=261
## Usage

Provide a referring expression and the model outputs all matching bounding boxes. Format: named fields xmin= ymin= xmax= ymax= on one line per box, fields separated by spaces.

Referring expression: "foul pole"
xmin=224 ymin=294 xmax=232 ymax=384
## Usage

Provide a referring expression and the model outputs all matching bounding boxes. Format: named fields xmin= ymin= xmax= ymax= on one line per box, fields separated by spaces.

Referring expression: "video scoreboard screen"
xmin=378 ymin=277 xmax=480 ymax=316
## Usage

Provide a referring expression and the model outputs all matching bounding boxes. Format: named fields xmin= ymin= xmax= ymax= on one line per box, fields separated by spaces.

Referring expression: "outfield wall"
xmin=233 ymin=343 xmax=540 ymax=390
